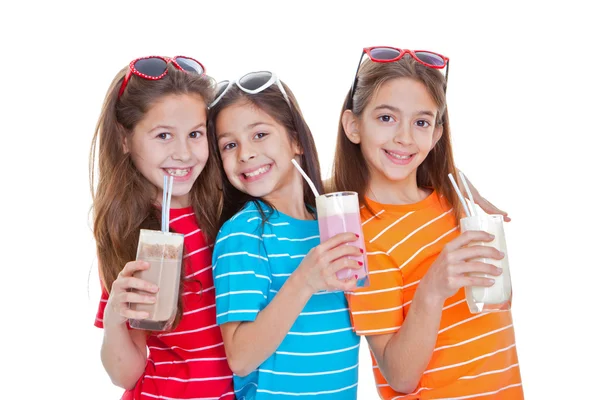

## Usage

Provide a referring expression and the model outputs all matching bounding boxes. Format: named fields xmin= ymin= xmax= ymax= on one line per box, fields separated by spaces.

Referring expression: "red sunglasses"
xmin=346 ymin=46 xmax=449 ymax=109
xmin=118 ymin=55 xmax=206 ymax=98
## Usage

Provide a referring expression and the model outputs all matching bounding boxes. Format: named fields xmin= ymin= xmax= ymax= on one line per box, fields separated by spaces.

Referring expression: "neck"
xmin=264 ymin=172 xmax=313 ymax=220
xmin=367 ymin=171 xmax=430 ymax=206
xmin=157 ymin=193 xmax=190 ymax=209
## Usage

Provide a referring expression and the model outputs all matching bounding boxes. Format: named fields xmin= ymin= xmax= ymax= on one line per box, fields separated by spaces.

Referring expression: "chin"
xmin=383 ymin=170 xmax=414 ymax=183
xmin=244 ymin=187 xmax=271 ymax=199
xmin=256 ymin=182 xmax=280 ymax=198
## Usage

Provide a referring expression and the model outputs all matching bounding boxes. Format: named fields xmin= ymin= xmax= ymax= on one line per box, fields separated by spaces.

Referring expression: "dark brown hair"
xmin=332 ymin=56 xmax=462 ymax=221
xmin=89 ymin=63 xmax=220 ymax=327
xmin=207 ymin=79 xmax=323 ymax=236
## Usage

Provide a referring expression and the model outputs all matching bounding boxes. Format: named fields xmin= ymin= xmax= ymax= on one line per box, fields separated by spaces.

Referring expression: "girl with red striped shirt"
xmin=90 ymin=56 xmax=235 ymax=400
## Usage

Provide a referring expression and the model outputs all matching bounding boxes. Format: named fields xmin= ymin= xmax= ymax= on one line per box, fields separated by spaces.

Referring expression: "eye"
xmin=157 ymin=132 xmax=172 ymax=140
xmin=189 ymin=130 xmax=205 ymax=138
xmin=223 ymin=142 xmax=236 ymax=151
xmin=254 ymin=132 xmax=268 ymax=140
xmin=415 ymin=120 xmax=431 ymax=128
xmin=378 ymin=114 xmax=395 ymax=123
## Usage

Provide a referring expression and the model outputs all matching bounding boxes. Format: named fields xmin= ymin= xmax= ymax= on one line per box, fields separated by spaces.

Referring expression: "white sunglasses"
xmin=209 ymin=71 xmax=290 ymax=109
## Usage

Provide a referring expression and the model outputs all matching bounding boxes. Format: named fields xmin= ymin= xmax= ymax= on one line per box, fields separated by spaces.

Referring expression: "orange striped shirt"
xmin=347 ymin=191 xmax=523 ymax=399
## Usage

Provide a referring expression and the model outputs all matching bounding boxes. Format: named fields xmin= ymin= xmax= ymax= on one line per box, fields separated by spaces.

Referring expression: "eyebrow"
xmin=149 ymin=123 xmax=206 ymax=133
xmin=217 ymin=121 xmax=274 ymax=141
xmin=246 ymin=121 xmax=274 ymax=130
xmin=373 ymin=104 xmax=436 ymax=118
xmin=149 ymin=125 xmax=175 ymax=132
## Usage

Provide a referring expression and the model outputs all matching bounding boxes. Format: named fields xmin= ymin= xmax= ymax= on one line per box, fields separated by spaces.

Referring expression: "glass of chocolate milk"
xmin=316 ymin=191 xmax=369 ymax=288
xmin=129 ymin=229 xmax=184 ymax=331
xmin=460 ymin=214 xmax=513 ymax=314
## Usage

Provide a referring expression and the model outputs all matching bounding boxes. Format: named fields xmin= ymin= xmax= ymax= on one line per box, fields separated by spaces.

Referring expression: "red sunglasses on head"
xmin=346 ymin=46 xmax=450 ymax=109
xmin=118 ymin=55 xmax=206 ymax=98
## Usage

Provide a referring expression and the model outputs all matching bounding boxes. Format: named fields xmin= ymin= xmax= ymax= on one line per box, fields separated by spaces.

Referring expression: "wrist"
xmin=414 ymin=285 xmax=445 ymax=313
xmin=288 ymin=269 xmax=316 ymax=299
xmin=103 ymin=307 xmax=128 ymax=330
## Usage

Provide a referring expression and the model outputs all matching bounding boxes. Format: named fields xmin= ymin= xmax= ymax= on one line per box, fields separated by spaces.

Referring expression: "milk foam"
xmin=316 ymin=192 xmax=360 ymax=218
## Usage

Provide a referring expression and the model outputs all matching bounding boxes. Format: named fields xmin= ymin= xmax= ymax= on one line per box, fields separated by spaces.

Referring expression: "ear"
xmin=432 ymin=124 xmax=443 ymax=148
xmin=342 ymin=109 xmax=361 ymax=144
xmin=292 ymin=136 xmax=303 ymax=156
xmin=122 ymin=134 xmax=130 ymax=154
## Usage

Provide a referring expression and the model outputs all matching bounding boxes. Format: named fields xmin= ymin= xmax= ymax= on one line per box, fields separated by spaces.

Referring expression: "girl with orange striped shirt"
xmin=332 ymin=47 xmax=524 ymax=399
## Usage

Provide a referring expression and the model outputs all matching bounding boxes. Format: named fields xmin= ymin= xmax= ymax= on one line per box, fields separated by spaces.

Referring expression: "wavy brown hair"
xmin=332 ymin=56 xmax=462 ymax=221
xmin=206 ymin=79 xmax=324 ymax=237
xmin=89 ymin=63 xmax=220 ymax=327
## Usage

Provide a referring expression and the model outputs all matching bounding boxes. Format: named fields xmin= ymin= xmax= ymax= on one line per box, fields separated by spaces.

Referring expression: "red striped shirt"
xmin=95 ymin=207 xmax=234 ymax=400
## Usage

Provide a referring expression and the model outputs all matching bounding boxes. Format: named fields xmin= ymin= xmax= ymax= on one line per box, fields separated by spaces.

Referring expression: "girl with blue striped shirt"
xmin=207 ymin=71 xmax=363 ymax=399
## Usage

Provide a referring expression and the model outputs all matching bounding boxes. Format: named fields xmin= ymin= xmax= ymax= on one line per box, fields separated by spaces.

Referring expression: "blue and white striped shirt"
xmin=213 ymin=201 xmax=360 ymax=399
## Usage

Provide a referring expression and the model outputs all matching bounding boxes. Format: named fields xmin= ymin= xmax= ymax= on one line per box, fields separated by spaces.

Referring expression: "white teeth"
xmin=166 ymin=168 xmax=190 ymax=177
xmin=244 ymin=165 xmax=270 ymax=178
xmin=386 ymin=151 xmax=412 ymax=160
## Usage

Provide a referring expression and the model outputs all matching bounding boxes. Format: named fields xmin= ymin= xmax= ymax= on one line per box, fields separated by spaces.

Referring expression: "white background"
xmin=1 ymin=1 xmax=598 ymax=398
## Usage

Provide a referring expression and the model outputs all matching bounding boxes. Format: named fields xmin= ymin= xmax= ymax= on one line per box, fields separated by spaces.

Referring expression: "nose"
xmin=393 ymin=121 xmax=414 ymax=145
xmin=172 ymin=137 xmax=192 ymax=162
xmin=238 ymin=141 xmax=257 ymax=163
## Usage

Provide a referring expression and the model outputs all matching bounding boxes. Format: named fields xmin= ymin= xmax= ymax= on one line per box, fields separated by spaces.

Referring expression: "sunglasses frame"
xmin=209 ymin=71 xmax=290 ymax=109
xmin=118 ymin=55 xmax=206 ymax=98
xmin=346 ymin=46 xmax=450 ymax=109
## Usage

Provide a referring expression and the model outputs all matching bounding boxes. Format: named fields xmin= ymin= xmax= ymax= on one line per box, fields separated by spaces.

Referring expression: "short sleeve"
xmin=94 ymin=284 xmax=109 ymax=328
xmin=212 ymin=220 xmax=271 ymax=325
xmin=346 ymin=248 xmax=405 ymax=336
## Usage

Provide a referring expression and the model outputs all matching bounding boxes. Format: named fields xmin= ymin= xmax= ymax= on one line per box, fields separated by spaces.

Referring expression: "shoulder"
xmin=219 ymin=202 xmax=264 ymax=236
xmin=214 ymin=202 xmax=268 ymax=255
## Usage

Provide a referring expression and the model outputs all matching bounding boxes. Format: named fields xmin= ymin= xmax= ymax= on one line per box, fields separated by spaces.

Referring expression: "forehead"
xmin=215 ymin=102 xmax=283 ymax=137
xmin=370 ymin=77 xmax=438 ymax=111
xmin=139 ymin=94 xmax=207 ymax=127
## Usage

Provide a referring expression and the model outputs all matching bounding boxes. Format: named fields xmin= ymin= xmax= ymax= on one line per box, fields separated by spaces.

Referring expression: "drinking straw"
xmin=165 ymin=176 xmax=174 ymax=231
xmin=161 ymin=176 xmax=174 ymax=232
xmin=448 ymin=173 xmax=471 ymax=217
xmin=162 ymin=176 xmax=168 ymax=231
xmin=291 ymin=159 xmax=320 ymax=198
xmin=458 ymin=171 xmax=478 ymax=216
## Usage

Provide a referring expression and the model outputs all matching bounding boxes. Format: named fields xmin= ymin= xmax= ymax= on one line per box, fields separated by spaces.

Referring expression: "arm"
xmin=100 ymin=260 xmax=158 ymax=389
xmin=220 ymin=272 xmax=313 ymax=376
xmin=366 ymin=288 xmax=444 ymax=393
xmin=218 ymin=232 xmax=362 ymax=377
xmin=366 ymin=231 xmax=504 ymax=394
xmin=101 ymin=322 xmax=148 ymax=389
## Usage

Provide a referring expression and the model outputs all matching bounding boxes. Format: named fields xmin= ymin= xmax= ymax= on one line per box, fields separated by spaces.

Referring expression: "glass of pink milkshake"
xmin=316 ymin=191 xmax=369 ymax=288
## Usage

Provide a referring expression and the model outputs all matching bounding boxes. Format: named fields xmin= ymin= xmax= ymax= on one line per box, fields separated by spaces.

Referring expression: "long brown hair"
xmin=207 ymin=79 xmax=324 ymax=237
xmin=332 ymin=56 xmax=462 ymax=221
xmin=89 ymin=63 xmax=221 ymax=326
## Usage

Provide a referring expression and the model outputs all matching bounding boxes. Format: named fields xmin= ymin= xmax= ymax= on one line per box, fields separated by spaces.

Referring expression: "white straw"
xmin=164 ymin=176 xmax=174 ymax=233
xmin=162 ymin=175 xmax=168 ymax=232
xmin=291 ymin=159 xmax=320 ymax=198
xmin=458 ymin=171 xmax=478 ymax=216
xmin=448 ymin=173 xmax=471 ymax=217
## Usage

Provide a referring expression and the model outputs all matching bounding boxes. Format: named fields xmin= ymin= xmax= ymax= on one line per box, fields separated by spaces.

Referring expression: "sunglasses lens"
xmin=414 ymin=51 xmax=445 ymax=67
xmin=174 ymin=56 xmax=204 ymax=74
xmin=215 ymin=81 xmax=230 ymax=99
xmin=239 ymin=71 xmax=272 ymax=91
xmin=370 ymin=47 xmax=402 ymax=61
xmin=133 ymin=57 xmax=168 ymax=77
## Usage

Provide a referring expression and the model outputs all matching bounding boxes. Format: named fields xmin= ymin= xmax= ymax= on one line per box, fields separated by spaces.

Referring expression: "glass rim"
xmin=139 ymin=228 xmax=185 ymax=237
xmin=319 ymin=191 xmax=358 ymax=198
xmin=459 ymin=214 xmax=505 ymax=221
